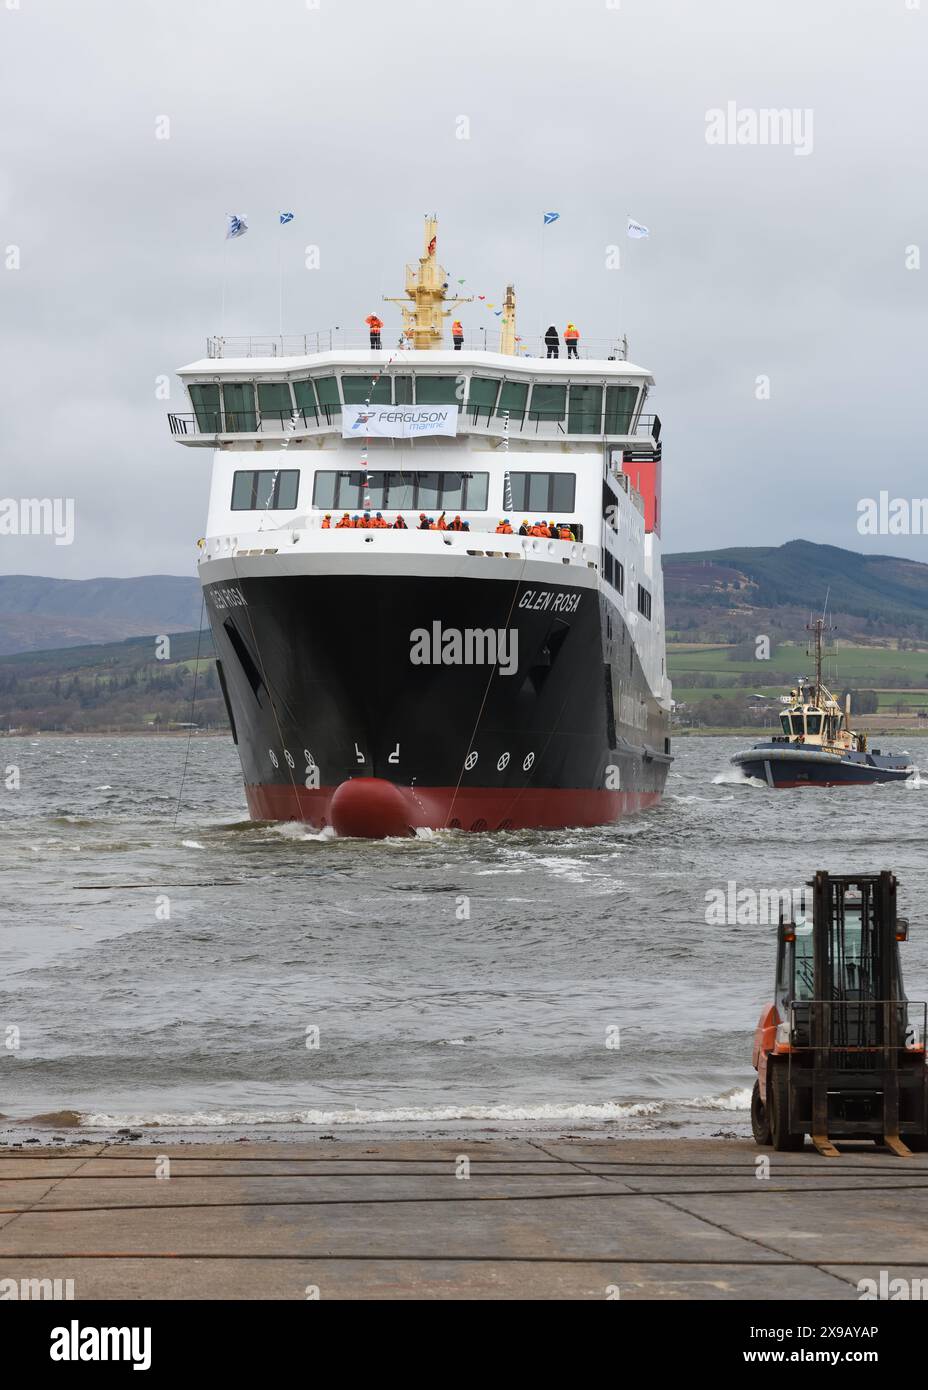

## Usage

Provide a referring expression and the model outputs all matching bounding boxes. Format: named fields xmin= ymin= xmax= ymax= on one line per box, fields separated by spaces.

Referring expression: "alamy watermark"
xmin=410 ymin=623 xmax=518 ymax=677
xmin=857 ymin=492 xmax=928 ymax=536
xmin=0 ymin=497 xmax=75 ymax=545
xmin=705 ymin=102 xmax=814 ymax=157
xmin=706 ymin=881 xmax=810 ymax=926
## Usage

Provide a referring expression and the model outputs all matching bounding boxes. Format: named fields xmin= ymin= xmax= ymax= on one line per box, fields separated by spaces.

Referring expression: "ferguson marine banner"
xmin=341 ymin=403 xmax=459 ymax=439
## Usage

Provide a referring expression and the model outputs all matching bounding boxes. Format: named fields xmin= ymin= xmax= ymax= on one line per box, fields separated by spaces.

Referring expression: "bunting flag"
xmin=627 ymin=217 xmax=650 ymax=239
xmin=543 ymin=211 xmax=560 ymax=225
xmin=225 ymin=213 xmax=248 ymax=240
xmin=279 ymin=211 xmax=294 ymax=225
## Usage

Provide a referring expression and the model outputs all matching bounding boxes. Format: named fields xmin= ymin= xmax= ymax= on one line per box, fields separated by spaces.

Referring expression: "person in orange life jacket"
xmin=321 ymin=513 xmax=332 ymax=529
xmin=418 ymin=512 xmax=430 ymax=530
xmin=393 ymin=514 xmax=408 ymax=529
xmin=436 ymin=512 xmax=448 ymax=530
xmin=451 ymin=319 xmax=464 ymax=350
xmin=449 ymin=515 xmax=464 ymax=531
xmin=496 ymin=518 xmax=514 ymax=534
xmin=564 ymin=322 xmax=579 ymax=359
xmin=373 ymin=511 xmax=389 ymax=527
xmin=427 ymin=516 xmax=440 ymax=530
xmin=544 ymin=325 xmax=559 ymax=359
xmin=529 ymin=521 xmax=548 ymax=537
xmin=350 ymin=514 xmax=362 ymax=527
xmin=365 ymin=314 xmax=383 ymax=349
xmin=558 ymin=523 xmax=575 ymax=541
xmin=336 ymin=512 xmax=352 ymax=528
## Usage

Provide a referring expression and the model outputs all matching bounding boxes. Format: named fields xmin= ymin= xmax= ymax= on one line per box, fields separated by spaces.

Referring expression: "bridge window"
xmin=393 ymin=376 xmax=413 ymax=403
xmin=222 ymin=383 xmax=256 ymax=432
xmin=529 ymin=383 xmax=566 ymax=424
xmin=292 ymin=379 xmax=317 ymax=422
xmin=314 ymin=376 xmax=341 ymax=419
xmin=806 ymin=714 xmax=822 ymax=735
xmin=780 ymin=714 xmax=791 ymax=736
xmin=342 ymin=375 xmax=391 ymax=404
xmin=231 ymin=469 xmax=300 ymax=511
xmin=637 ymin=583 xmax=652 ymax=620
xmin=468 ymin=377 xmax=499 ymax=421
xmin=605 ymin=384 xmax=639 ymax=434
xmin=257 ymin=382 xmax=293 ymax=426
xmin=415 ymin=376 xmax=460 ymax=404
xmin=312 ymin=471 xmax=489 ymax=512
xmin=189 ymin=384 xmax=222 ymax=432
xmin=495 ymin=380 xmax=528 ymax=424
xmin=510 ymin=472 xmax=576 ymax=513
xmin=790 ymin=714 xmax=805 ymax=736
xmin=568 ymin=384 xmax=603 ymax=434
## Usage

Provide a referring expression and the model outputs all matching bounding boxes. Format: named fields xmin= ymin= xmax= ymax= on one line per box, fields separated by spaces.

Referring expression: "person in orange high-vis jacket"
xmin=336 ymin=512 xmax=352 ymax=528
xmin=564 ymin=322 xmax=579 ymax=359
xmin=436 ymin=512 xmax=448 ymax=530
xmin=365 ymin=314 xmax=383 ymax=349
xmin=496 ymin=518 xmax=514 ymax=534
xmin=321 ymin=513 xmax=332 ymax=529
xmin=451 ymin=320 xmax=464 ymax=350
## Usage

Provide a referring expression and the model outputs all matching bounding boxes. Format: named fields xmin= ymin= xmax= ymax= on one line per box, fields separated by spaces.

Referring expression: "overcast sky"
xmin=0 ymin=0 xmax=925 ymax=579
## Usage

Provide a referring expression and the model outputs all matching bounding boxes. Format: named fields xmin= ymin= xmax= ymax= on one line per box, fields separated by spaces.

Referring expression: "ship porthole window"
xmin=464 ymin=751 xmax=478 ymax=770
xmin=497 ymin=752 xmax=511 ymax=770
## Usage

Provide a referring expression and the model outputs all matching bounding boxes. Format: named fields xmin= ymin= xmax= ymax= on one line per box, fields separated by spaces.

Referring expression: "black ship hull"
xmin=205 ymin=571 xmax=671 ymax=836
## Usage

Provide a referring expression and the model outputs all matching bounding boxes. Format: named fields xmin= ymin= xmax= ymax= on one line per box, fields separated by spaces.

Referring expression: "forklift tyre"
xmin=751 ymin=1080 xmax=772 ymax=1145
xmin=769 ymin=1059 xmax=804 ymax=1151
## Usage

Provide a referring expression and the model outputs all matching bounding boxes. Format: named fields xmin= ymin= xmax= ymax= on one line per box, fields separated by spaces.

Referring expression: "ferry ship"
xmin=170 ymin=217 xmax=673 ymax=836
xmin=731 ymin=619 xmax=917 ymax=788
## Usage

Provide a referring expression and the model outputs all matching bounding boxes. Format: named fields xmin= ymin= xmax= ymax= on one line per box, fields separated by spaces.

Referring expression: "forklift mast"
xmin=765 ymin=869 xmax=926 ymax=1156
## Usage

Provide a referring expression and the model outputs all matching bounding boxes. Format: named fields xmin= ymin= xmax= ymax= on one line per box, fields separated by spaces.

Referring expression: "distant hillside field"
xmin=0 ymin=575 xmax=201 ymax=655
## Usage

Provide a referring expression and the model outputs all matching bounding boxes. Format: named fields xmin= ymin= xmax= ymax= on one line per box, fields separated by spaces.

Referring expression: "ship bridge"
xmin=169 ymin=346 xmax=657 ymax=447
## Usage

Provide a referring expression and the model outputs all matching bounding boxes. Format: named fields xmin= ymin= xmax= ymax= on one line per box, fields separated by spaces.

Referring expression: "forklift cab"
xmin=754 ymin=871 xmax=927 ymax=1155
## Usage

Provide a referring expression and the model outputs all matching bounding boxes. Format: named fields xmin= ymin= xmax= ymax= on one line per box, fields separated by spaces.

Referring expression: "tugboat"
xmin=731 ymin=619 xmax=917 ymax=788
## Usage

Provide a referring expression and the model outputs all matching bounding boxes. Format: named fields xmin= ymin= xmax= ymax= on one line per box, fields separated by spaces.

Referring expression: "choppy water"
xmin=2 ymin=734 xmax=927 ymax=1141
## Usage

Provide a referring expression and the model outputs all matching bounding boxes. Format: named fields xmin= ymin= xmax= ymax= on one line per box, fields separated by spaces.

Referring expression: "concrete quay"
xmin=2 ymin=1136 xmax=927 ymax=1300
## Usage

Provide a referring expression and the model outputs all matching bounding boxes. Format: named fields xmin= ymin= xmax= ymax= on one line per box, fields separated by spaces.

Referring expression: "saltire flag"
xmin=225 ymin=213 xmax=248 ymax=239
xmin=543 ymin=211 xmax=560 ymax=225
xmin=627 ymin=217 xmax=649 ymax=239
xmin=279 ymin=211 xmax=294 ymax=225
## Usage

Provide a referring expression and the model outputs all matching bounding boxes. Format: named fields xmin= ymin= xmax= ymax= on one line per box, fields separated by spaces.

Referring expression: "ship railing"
xmin=168 ymin=407 xmax=659 ymax=442
xmin=205 ymin=331 xmax=633 ymax=361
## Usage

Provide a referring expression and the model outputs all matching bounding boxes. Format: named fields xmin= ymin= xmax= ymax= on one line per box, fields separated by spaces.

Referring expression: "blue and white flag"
xmin=627 ymin=217 xmax=649 ymax=239
xmin=279 ymin=211 xmax=294 ymax=225
xmin=543 ymin=211 xmax=560 ymax=225
xmin=225 ymin=213 xmax=248 ymax=240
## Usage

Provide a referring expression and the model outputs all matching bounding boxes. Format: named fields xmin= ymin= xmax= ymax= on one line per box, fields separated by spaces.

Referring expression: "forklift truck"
xmin=751 ymin=870 xmax=928 ymax=1156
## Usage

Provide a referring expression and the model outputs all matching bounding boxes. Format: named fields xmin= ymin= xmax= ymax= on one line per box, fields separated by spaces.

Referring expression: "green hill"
xmin=664 ymin=540 xmax=928 ymax=641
